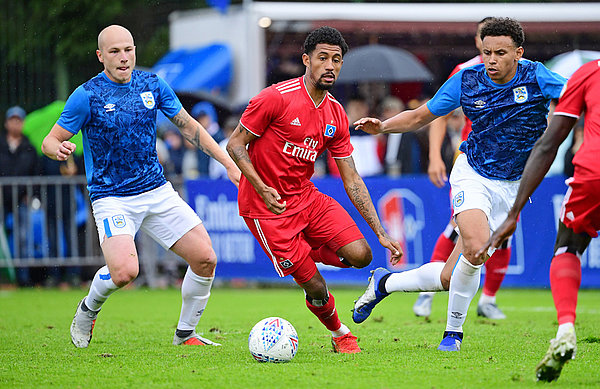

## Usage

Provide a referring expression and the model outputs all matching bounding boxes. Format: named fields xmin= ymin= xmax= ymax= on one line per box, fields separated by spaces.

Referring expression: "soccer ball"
xmin=248 ymin=317 xmax=299 ymax=363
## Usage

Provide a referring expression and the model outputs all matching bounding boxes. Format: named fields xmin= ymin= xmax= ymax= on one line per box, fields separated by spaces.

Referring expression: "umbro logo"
xmin=451 ymin=311 xmax=463 ymax=319
xmin=104 ymin=103 xmax=116 ymax=112
xmin=474 ymin=100 xmax=486 ymax=109
xmin=290 ymin=117 xmax=301 ymax=126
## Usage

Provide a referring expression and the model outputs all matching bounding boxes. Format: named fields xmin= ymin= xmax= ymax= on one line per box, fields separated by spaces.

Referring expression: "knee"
xmin=188 ymin=247 xmax=217 ymax=274
xmin=111 ymin=265 xmax=138 ymax=287
xmin=461 ymin=241 xmax=487 ymax=266
xmin=346 ymin=244 xmax=372 ymax=269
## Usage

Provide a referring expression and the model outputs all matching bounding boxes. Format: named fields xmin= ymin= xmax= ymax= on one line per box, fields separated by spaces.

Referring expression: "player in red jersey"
xmin=227 ymin=26 xmax=402 ymax=354
xmin=413 ymin=17 xmax=512 ymax=320
xmin=479 ymin=59 xmax=600 ymax=381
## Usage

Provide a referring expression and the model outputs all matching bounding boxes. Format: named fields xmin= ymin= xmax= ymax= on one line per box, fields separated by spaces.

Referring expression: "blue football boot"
xmin=352 ymin=267 xmax=390 ymax=323
xmin=437 ymin=331 xmax=463 ymax=351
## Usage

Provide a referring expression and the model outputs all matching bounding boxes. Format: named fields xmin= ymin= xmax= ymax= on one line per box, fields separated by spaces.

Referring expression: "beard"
xmin=316 ymin=81 xmax=333 ymax=91
xmin=316 ymin=75 xmax=335 ymax=90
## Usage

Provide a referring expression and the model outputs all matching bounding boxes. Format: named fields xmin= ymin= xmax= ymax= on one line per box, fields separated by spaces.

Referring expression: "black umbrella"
xmin=338 ymin=44 xmax=433 ymax=83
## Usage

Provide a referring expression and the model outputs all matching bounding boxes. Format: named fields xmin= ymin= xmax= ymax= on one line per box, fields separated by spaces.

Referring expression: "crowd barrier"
xmin=2 ymin=175 xmax=599 ymax=288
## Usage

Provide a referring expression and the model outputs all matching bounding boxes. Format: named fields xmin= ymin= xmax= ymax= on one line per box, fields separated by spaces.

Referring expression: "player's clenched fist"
xmin=57 ymin=141 xmax=76 ymax=161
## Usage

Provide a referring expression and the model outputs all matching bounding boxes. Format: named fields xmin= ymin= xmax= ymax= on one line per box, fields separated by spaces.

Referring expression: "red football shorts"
xmin=243 ymin=191 xmax=364 ymax=283
xmin=560 ymin=177 xmax=600 ymax=238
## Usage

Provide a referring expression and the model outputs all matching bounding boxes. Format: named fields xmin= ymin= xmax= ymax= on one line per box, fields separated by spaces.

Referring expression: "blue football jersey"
xmin=427 ymin=60 xmax=566 ymax=181
xmin=57 ymin=70 xmax=183 ymax=201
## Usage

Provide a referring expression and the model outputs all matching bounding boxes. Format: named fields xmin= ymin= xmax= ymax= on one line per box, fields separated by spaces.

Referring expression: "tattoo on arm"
xmin=172 ymin=111 xmax=215 ymax=157
xmin=231 ymin=146 xmax=251 ymax=164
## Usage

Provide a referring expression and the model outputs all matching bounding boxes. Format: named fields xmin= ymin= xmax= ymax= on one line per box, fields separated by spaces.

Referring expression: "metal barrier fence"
xmin=0 ymin=175 xmax=102 ymax=269
xmin=0 ymin=175 xmax=187 ymax=287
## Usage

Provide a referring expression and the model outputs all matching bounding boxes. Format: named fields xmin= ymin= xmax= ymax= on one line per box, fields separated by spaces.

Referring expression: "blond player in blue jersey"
xmin=42 ymin=25 xmax=240 ymax=348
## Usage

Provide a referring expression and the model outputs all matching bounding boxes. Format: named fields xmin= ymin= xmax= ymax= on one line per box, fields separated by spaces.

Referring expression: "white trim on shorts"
xmin=253 ymin=219 xmax=285 ymax=277
xmin=91 ymin=182 xmax=202 ymax=249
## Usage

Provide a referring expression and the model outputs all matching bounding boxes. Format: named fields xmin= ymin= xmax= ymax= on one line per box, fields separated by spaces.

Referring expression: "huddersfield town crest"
xmin=324 ymin=124 xmax=336 ymax=138
xmin=112 ymin=214 xmax=126 ymax=228
xmin=140 ymin=91 xmax=155 ymax=109
xmin=453 ymin=191 xmax=464 ymax=208
xmin=512 ymin=86 xmax=528 ymax=104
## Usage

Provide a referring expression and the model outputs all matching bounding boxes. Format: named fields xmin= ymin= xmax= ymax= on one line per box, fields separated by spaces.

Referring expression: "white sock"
xmin=384 ymin=262 xmax=444 ymax=293
xmin=478 ymin=293 xmax=496 ymax=306
xmin=331 ymin=323 xmax=350 ymax=338
xmin=445 ymin=254 xmax=482 ymax=333
xmin=177 ymin=267 xmax=214 ymax=331
xmin=419 ymin=292 xmax=436 ymax=298
xmin=556 ymin=322 xmax=575 ymax=339
xmin=85 ymin=265 xmax=119 ymax=311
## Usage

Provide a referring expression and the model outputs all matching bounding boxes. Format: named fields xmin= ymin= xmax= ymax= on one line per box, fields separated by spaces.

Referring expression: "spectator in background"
xmin=384 ymin=98 xmax=430 ymax=175
xmin=162 ymin=126 xmax=185 ymax=176
xmin=381 ymin=96 xmax=405 ymax=176
xmin=192 ymin=102 xmax=225 ymax=177
xmin=0 ymin=106 xmax=40 ymax=286
xmin=209 ymin=115 xmax=239 ymax=179
xmin=338 ymin=97 xmax=384 ymax=177
xmin=41 ymin=154 xmax=86 ymax=287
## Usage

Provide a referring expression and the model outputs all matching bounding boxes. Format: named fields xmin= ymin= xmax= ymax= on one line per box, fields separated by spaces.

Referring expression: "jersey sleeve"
xmin=553 ymin=63 xmax=592 ymax=118
xmin=157 ymin=76 xmax=183 ymax=118
xmin=239 ymin=87 xmax=283 ymax=137
xmin=56 ymin=86 xmax=91 ymax=135
xmin=327 ymin=112 xmax=353 ymax=159
xmin=426 ymin=71 xmax=463 ymax=117
xmin=535 ymin=62 xmax=567 ymax=100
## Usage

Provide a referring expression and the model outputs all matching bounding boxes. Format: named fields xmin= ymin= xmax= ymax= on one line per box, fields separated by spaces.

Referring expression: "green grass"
xmin=1 ymin=287 xmax=599 ymax=388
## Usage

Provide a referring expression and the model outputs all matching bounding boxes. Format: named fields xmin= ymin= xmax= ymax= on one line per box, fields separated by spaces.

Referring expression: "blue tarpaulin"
xmin=152 ymin=44 xmax=232 ymax=94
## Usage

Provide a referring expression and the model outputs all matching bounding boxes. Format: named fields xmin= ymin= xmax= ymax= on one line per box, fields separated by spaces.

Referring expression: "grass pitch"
xmin=1 ymin=286 xmax=599 ymax=388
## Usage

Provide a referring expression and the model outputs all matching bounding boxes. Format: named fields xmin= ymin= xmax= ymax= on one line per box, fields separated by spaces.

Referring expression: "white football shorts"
xmin=91 ymin=182 xmax=202 ymax=249
xmin=450 ymin=153 xmax=520 ymax=233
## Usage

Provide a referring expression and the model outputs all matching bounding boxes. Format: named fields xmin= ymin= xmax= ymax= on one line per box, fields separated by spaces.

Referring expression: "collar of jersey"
xmin=301 ymin=76 xmax=327 ymax=109
xmin=484 ymin=61 xmax=521 ymax=88
xmin=99 ymin=71 xmax=133 ymax=87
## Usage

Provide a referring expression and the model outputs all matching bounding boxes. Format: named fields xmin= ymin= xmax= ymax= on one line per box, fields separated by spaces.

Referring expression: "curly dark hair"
xmin=480 ymin=17 xmax=525 ymax=47
xmin=303 ymin=26 xmax=349 ymax=57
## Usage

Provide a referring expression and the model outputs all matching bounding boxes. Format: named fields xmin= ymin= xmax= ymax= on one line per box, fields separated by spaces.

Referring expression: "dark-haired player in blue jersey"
xmin=352 ymin=17 xmax=566 ymax=351
xmin=41 ymin=25 xmax=241 ymax=348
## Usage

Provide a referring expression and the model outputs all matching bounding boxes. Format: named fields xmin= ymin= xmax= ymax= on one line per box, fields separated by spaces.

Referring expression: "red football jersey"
xmin=448 ymin=55 xmax=483 ymax=141
xmin=238 ymin=76 xmax=353 ymax=218
xmin=554 ymin=60 xmax=600 ymax=179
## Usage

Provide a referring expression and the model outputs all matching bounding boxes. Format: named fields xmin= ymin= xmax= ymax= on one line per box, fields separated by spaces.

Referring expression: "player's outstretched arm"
xmin=427 ymin=114 xmax=450 ymax=188
xmin=336 ymin=156 xmax=403 ymax=264
xmin=171 ymin=108 xmax=241 ymax=187
xmin=226 ymin=124 xmax=287 ymax=215
xmin=477 ymin=115 xmax=577 ymax=258
xmin=42 ymin=124 xmax=77 ymax=161
xmin=353 ymin=104 xmax=437 ymax=135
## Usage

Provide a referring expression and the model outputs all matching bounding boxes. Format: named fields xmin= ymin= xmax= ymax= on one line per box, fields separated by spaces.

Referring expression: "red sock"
xmin=550 ymin=253 xmax=581 ymax=325
xmin=305 ymin=292 xmax=341 ymax=331
xmin=430 ymin=233 xmax=455 ymax=263
xmin=309 ymin=246 xmax=350 ymax=268
xmin=482 ymin=248 xmax=511 ymax=296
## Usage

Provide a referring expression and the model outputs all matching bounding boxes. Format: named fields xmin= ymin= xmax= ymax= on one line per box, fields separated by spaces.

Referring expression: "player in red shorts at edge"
xmin=414 ymin=17 xmax=512 ymax=320
xmin=227 ymin=26 xmax=402 ymax=353
xmin=480 ymin=60 xmax=600 ymax=381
